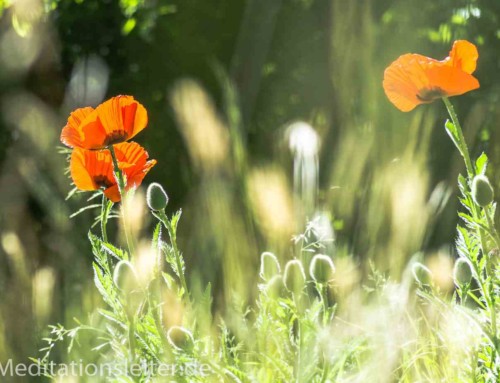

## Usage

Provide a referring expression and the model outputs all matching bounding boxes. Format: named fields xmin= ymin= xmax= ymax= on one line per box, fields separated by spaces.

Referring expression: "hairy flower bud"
xmin=146 ymin=182 xmax=169 ymax=211
xmin=265 ymin=274 xmax=286 ymax=298
xmin=472 ymin=175 xmax=494 ymax=207
xmin=411 ymin=262 xmax=432 ymax=287
xmin=259 ymin=252 xmax=281 ymax=281
xmin=167 ymin=326 xmax=194 ymax=351
xmin=453 ymin=258 xmax=473 ymax=286
xmin=113 ymin=260 xmax=138 ymax=293
xmin=309 ymin=254 xmax=335 ymax=283
xmin=283 ymin=260 xmax=306 ymax=293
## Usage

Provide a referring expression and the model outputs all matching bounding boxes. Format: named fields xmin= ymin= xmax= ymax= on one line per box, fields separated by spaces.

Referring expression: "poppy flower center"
xmin=104 ymin=131 xmax=129 ymax=146
xmin=93 ymin=175 xmax=114 ymax=189
xmin=417 ymin=87 xmax=446 ymax=102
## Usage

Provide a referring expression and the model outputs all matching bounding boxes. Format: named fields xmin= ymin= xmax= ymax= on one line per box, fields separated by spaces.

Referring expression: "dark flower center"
xmin=104 ymin=131 xmax=128 ymax=146
xmin=417 ymin=87 xmax=446 ymax=102
xmin=93 ymin=175 xmax=114 ymax=189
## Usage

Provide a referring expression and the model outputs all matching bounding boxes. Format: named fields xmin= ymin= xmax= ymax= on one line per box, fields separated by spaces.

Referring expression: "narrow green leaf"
xmin=476 ymin=152 xmax=488 ymax=175
xmin=69 ymin=204 xmax=101 ymax=218
xmin=170 ymin=209 xmax=183 ymax=233
xmin=445 ymin=119 xmax=461 ymax=151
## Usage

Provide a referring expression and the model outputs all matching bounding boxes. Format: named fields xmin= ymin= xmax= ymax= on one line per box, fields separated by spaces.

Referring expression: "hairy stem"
xmin=442 ymin=97 xmax=475 ymax=178
xmin=108 ymin=145 xmax=134 ymax=254
xmin=157 ymin=210 xmax=189 ymax=299
xmin=443 ymin=97 xmax=498 ymax=354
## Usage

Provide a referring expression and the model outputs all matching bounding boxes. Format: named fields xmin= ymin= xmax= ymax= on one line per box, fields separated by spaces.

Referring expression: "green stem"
xmin=108 ymin=145 xmax=126 ymax=196
xmin=443 ymin=98 xmax=499 ymax=362
xmin=315 ymin=282 xmax=329 ymax=325
xmin=108 ymin=145 xmax=134 ymax=254
xmin=157 ymin=210 xmax=189 ymax=299
xmin=293 ymin=294 xmax=303 ymax=383
xmin=442 ymin=97 xmax=475 ymax=178
xmin=485 ymin=208 xmax=500 ymax=250
xmin=128 ymin=314 xmax=136 ymax=361
xmin=100 ymin=195 xmax=112 ymax=243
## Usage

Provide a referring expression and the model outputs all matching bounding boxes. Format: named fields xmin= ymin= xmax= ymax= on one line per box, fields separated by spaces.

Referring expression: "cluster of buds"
xmin=259 ymin=251 xmax=336 ymax=296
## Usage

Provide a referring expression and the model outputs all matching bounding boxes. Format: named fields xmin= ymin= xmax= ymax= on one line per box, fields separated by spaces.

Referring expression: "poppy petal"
xmin=75 ymin=109 xmax=110 ymax=150
xmin=383 ymin=54 xmax=436 ymax=112
xmin=126 ymin=159 xmax=157 ymax=189
xmin=114 ymin=141 xmax=149 ymax=167
xmin=68 ymin=142 xmax=154 ymax=202
xmin=447 ymin=40 xmax=478 ymax=74
xmin=70 ymin=148 xmax=97 ymax=190
xmin=425 ymin=65 xmax=480 ymax=97
xmin=383 ymin=43 xmax=480 ymax=112
xmin=104 ymin=185 xmax=121 ymax=203
xmin=121 ymin=99 xmax=148 ymax=139
xmin=94 ymin=96 xmax=148 ymax=146
xmin=70 ymin=148 xmax=115 ymax=191
xmin=115 ymin=142 xmax=156 ymax=189
xmin=60 ymin=96 xmax=148 ymax=150
xmin=60 ymin=107 xmax=95 ymax=148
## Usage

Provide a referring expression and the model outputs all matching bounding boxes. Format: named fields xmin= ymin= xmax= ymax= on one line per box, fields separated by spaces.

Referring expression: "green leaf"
xmin=170 ymin=209 xmax=183 ymax=233
xmin=476 ymin=152 xmax=488 ymax=175
xmin=445 ymin=120 xmax=461 ymax=152
xmin=93 ymin=263 xmax=116 ymax=308
xmin=69 ymin=204 xmax=101 ymax=218
xmin=162 ymin=271 xmax=175 ymax=289
xmin=98 ymin=309 xmax=126 ymax=328
xmin=121 ymin=18 xmax=136 ymax=35
xmin=102 ymin=242 xmax=129 ymax=262
xmin=161 ymin=242 xmax=185 ymax=285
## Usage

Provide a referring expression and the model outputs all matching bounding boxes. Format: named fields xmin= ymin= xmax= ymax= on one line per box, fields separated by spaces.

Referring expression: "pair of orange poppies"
xmin=60 ymin=95 xmax=156 ymax=202
xmin=60 ymin=42 xmax=476 ymax=201
xmin=383 ymin=40 xmax=479 ymax=111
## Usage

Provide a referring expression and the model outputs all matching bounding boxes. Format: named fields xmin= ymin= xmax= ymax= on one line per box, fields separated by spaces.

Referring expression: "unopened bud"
xmin=453 ymin=258 xmax=473 ymax=286
xmin=472 ymin=175 xmax=494 ymax=207
xmin=411 ymin=262 xmax=432 ymax=287
xmin=309 ymin=254 xmax=335 ymax=283
xmin=113 ymin=260 xmax=138 ymax=293
xmin=265 ymin=274 xmax=286 ymax=298
xmin=167 ymin=326 xmax=194 ymax=351
xmin=283 ymin=260 xmax=306 ymax=293
xmin=259 ymin=252 xmax=281 ymax=281
xmin=146 ymin=183 xmax=169 ymax=211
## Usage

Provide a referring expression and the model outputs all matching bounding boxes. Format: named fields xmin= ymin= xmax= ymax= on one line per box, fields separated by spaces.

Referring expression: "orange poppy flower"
xmin=61 ymin=95 xmax=148 ymax=149
xmin=70 ymin=142 xmax=157 ymax=202
xmin=383 ymin=40 xmax=480 ymax=112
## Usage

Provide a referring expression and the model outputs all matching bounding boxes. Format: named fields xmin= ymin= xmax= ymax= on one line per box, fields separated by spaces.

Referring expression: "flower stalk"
xmin=442 ymin=97 xmax=499 ymax=356
xmin=108 ymin=144 xmax=134 ymax=254
xmin=442 ymin=97 xmax=475 ymax=179
xmin=154 ymin=210 xmax=189 ymax=299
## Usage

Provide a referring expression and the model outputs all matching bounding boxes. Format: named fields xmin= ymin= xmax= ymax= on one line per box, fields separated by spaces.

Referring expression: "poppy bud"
xmin=283 ymin=260 xmax=306 ymax=293
xmin=259 ymin=252 xmax=281 ymax=281
xmin=265 ymin=274 xmax=286 ymax=298
xmin=411 ymin=262 xmax=432 ymax=286
xmin=453 ymin=258 xmax=473 ymax=286
xmin=167 ymin=326 xmax=194 ymax=351
xmin=309 ymin=254 xmax=335 ymax=283
xmin=472 ymin=175 xmax=494 ymax=207
xmin=146 ymin=182 xmax=169 ymax=211
xmin=113 ymin=260 xmax=139 ymax=293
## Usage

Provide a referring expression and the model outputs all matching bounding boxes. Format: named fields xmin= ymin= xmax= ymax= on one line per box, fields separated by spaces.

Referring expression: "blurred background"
xmin=0 ymin=0 xmax=499 ymax=377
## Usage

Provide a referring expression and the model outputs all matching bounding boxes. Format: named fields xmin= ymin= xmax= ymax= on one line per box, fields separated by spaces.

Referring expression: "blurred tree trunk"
xmin=230 ymin=0 xmax=283 ymax=124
